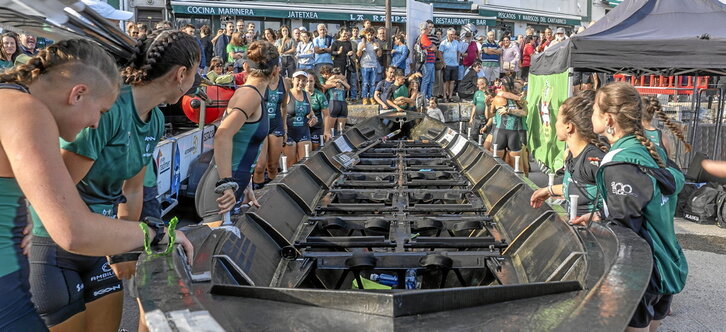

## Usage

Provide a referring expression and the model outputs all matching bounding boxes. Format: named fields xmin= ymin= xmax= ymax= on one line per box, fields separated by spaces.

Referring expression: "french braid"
xmin=597 ymin=82 xmax=665 ymax=168
xmin=122 ymin=30 xmax=200 ymax=85
xmin=0 ymin=39 xmax=117 ymax=89
xmin=633 ymin=126 xmax=666 ymax=167
xmin=560 ymin=90 xmax=609 ymax=153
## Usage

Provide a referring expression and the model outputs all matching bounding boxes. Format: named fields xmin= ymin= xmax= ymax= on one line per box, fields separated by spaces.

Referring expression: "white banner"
xmin=154 ymin=140 xmax=174 ymax=196
xmin=406 ymin=0 xmax=433 ymax=74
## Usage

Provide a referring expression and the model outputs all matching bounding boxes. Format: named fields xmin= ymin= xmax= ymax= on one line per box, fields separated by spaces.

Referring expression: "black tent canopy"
xmin=531 ymin=0 xmax=726 ymax=76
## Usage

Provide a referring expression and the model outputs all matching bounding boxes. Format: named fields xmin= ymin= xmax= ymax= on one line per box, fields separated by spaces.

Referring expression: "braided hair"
xmin=122 ymin=30 xmax=200 ymax=85
xmin=596 ymin=82 xmax=665 ymax=167
xmin=0 ymin=39 xmax=118 ymax=90
xmin=641 ymin=95 xmax=692 ymax=152
xmin=559 ymin=90 xmax=608 ymax=152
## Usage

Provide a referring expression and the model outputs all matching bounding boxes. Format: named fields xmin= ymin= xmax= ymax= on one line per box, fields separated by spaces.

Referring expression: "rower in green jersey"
xmin=0 ymin=39 xmax=191 ymax=332
xmin=576 ymin=83 xmax=687 ymax=330
xmin=487 ymin=77 xmax=527 ymax=171
xmin=530 ymin=91 xmax=608 ymax=216
xmin=305 ymin=73 xmax=330 ymax=150
xmin=469 ymin=77 xmax=488 ymax=138
xmin=31 ymin=85 xmax=164 ymax=235
xmin=28 ymin=31 xmax=200 ymax=332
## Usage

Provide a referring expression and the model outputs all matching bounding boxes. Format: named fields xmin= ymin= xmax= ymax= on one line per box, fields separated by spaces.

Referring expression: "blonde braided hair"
xmin=0 ymin=39 xmax=118 ymax=89
xmin=597 ymin=82 xmax=665 ymax=168
xmin=642 ymin=95 xmax=692 ymax=152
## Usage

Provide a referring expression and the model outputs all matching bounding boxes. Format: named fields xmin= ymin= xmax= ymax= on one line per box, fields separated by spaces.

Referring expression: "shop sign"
xmin=433 ymin=17 xmax=490 ymax=26
xmin=174 ymin=5 xmax=407 ymax=22
xmin=478 ymin=9 xmax=581 ymax=26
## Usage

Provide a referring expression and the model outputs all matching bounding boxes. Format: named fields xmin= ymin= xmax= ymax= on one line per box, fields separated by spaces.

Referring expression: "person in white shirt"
xmin=425 ymin=97 xmax=445 ymax=122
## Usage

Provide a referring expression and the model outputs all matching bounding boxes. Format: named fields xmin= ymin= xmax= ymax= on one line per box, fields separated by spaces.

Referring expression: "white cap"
xmin=292 ymin=71 xmax=309 ymax=78
xmin=82 ymin=0 xmax=133 ymax=21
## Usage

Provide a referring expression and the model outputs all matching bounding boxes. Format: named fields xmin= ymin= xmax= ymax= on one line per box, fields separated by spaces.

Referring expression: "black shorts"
xmin=310 ymin=126 xmax=324 ymax=144
xmin=268 ymin=113 xmax=285 ymax=137
xmin=329 ymin=100 xmax=348 ymax=118
xmin=29 ymin=236 xmax=123 ymax=327
xmin=492 ymin=128 xmax=525 ymax=152
xmin=286 ymin=124 xmax=311 ymax=144
xmin=443 ymin=65 xmax=458 ymax=82
xmin=629 ymin=291 xmax=673 ymax=328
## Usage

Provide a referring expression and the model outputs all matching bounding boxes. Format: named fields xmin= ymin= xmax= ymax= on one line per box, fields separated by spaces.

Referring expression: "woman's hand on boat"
xmin=174 ymin=231 xmax=194 ymax=265
xmin=242 ymin=186 xmax=260 ymax=208
xmin=217 ymin=188 xmax=236 ymax=214
xmin=530 ymin=188 xmax=549 ymax=208
xmin=570 ymin=212 xmax=601 ymax=226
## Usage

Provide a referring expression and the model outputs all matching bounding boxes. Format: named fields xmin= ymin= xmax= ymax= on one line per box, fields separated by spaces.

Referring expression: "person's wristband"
xmin=216 ymin=177 xmax=236 ymax=188
xmin=547 ymin=185 xmax=555 ymax=197
xmin=143 ymin=217 xmax=166 ymax=247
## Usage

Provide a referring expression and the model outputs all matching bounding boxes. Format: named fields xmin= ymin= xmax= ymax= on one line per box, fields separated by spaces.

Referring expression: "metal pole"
xmin=713 ymin=88 xmax=725 ymax=159
xmin=199 ymin=98 xmax=206 ymax=130
xmin=688 ymin=84 xmax=700 ymax=149
xmin=385 ymin=0 xmax=392 ymax=50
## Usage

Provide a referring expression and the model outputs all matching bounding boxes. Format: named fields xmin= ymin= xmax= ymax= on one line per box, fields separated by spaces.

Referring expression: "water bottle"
xmin=369 ymin=273 xmax=398 ymax=287
xmin=405 ymin=269 xmax=418 ymax=289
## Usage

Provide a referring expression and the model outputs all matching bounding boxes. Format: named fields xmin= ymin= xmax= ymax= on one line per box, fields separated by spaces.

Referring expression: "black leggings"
xmin=329 ymin=100 xmax=348 ymax=118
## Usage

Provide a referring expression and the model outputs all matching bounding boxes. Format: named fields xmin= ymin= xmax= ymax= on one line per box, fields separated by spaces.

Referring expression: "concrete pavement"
xmin=659 ymin=218 xmax=726 ymax=332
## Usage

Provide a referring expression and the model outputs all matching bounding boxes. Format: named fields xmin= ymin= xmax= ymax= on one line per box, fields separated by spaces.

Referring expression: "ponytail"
xmin=654 ymin=107 xmax=692 ymax=152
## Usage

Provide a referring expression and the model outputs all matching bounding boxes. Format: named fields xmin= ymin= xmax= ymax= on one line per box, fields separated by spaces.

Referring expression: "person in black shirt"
xmin=199 ymin=25 xmax=214 ymax=68
xmin=331 ymin=28 xmax=354 ymax=78
xmin=530 ymin=90 xmax=608 ymax=216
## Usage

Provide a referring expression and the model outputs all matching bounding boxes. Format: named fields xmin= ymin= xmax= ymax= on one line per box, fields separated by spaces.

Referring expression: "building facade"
xmin=121 ymin=0 xmax=599 ymax=37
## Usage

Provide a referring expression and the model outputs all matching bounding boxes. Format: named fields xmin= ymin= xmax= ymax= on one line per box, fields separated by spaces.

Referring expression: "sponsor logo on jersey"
xmin=102 ymin=262 xmax=111 ymax=272
xmin=611 ymin=182 xmax=637 ymax=197
xmin=93 ymin=284 xmax=121 ymax=297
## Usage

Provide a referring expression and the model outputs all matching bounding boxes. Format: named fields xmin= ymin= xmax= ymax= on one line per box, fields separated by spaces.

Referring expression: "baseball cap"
xmin=556 ymin=27 xmax=565 ymax=34
xmin=292 ymin=71 xmax=309 ymax=78
xmin=475 ymin=33 xmax=485 ymax=40
xmin=298 ymin=27 xmax=307 ymax=32
xmin=82 ymin=0 xmax=134 ymax=21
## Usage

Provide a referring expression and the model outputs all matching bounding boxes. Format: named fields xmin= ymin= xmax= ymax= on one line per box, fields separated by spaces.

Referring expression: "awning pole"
xmin=385 ymin=0 xmax=392 ymax=49
xmin=713 ymin=88 xmax=725 ymax=159
xmin=688 ymin=83 xmax=700 ymax=159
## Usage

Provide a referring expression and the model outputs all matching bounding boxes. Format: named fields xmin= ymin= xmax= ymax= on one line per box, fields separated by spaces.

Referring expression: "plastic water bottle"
xmin=369 ymin=273 xmax=398 ymax=287
xmin=405 ymin=269 xmax=418 ymax=289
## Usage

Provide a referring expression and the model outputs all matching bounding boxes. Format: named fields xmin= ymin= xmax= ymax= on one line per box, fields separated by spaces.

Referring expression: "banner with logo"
xmin=525 ymin=71 xmax=569 ymax=171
